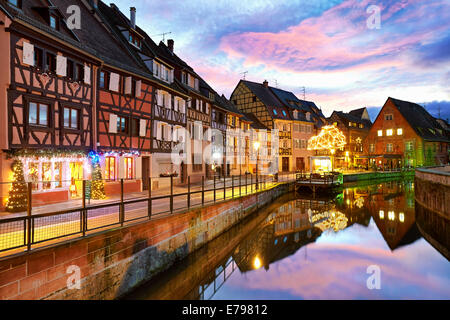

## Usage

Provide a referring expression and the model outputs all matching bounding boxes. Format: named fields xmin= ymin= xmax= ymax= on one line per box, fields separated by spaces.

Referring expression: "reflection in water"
xmin=126 ymin=179 xmax=450 ymax=300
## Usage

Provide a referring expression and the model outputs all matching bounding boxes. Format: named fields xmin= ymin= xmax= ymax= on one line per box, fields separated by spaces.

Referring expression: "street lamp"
xmin=254 ymin=141 xmax=260 ymax=190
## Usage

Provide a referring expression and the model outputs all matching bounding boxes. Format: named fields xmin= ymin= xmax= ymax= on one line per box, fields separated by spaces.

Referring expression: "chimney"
xmin=263 ymin=80 xmax=268 ymax=88
xmin=167 ymin=39 xmax=174 ymax=53
xmin=130 ymin=7 xmax=136 ymax=29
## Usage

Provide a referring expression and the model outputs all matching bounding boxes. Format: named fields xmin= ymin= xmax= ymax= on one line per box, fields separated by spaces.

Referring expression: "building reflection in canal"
xmin=126 ymin=179 xmax=450 ymax=300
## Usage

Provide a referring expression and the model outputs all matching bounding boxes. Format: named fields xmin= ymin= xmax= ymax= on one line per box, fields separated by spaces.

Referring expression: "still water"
xmin=126 ymin=179 xmax=450 ymax=300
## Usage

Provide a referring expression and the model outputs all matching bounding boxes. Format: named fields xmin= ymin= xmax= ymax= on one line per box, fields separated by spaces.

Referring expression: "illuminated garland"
xmin=307 ymin=125 xmax=346 ymax=153
xmin=5 ymin=160 xmax=28 ymax=212
xmin=6 ymin=148 xmax=88 ymax=160
xmin=89 ymin=151 xmax=106 ymax=200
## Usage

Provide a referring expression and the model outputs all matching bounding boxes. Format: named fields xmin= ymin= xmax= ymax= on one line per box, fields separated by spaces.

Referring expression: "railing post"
xmin=239 ymin=175 xmax=242 ymax=197
xmin=120 ymin=179 xmax=124 ymax=226
xmin=82 ymin=180 xmax=86 ymax=236
xmin=245 ymin=174 xmax=248 ymax=195
xmin=232 ymin=175 xmax=234 ymax=198
xmin=251 ymin=174 xmax=253 ymax=193
xmin=202 ymin=176 xmax=205 ymax=205
xmin=170 ymin=175 xmax=174 ymax=214
xmin=214 ymin=175 xmax=216 ymax=203
xmin=148 ymin=177 xmax=152 ymax=219
xmin=223 ymin=176 xmax=226 ymax=200
xmin=26 ymin=182 xmax=32 ymax=251
xmin=187 ymin=176 xmax=191 ymax=209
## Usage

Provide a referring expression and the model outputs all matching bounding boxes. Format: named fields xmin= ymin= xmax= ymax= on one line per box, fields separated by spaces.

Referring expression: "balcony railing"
xmin=154 ymin=104 xmax=186 ymax=124
xmin=279 ymin=147 xmax=292 ymax=156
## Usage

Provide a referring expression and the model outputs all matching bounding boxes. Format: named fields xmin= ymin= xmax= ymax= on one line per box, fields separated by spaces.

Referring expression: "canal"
xmin=125 ymin=178 xmax=450 ymax=300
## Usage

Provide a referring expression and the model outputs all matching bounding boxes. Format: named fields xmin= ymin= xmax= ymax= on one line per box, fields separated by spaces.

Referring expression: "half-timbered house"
xmin=155 ymin=41 xmax=214 ymax=183
xmin=96 ymin=3 xmax=189 ymax=189
xmin=0 ymin=0 xmax=100 ymax=206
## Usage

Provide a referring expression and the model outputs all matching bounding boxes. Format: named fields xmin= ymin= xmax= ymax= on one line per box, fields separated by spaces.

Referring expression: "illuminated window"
xmin=273 ymin=109 xmax=278 ymax=115
xmin=124 ymin=157 xmax=134 ymax=179
xmin=386 ymin=129 xmax=393 ymax=136
xmin=399 ymin=212 xmax=405 ymax=223
xmin=105 ymin=156 xmax=116 ymax=180
xmin=54 ymin=162 xmax=62 ymax=188
xmin=42 ymin=162 xmax=52 ymax=190
xmin=406 ymin=141 xmax=414 ymax=151
xmin=379 ymin=210 xmax=384 ymax=219
xmin=386 ymin=143 xmax=393 ymax=152
xmin=397 ymin=128 xmax=403 ymax=135
xmin=385 ymin=114 xmax=393 ymax=120
xmin=377 ymin=130 xmax=383 ymax=137
xmin=369 ymin=144 xmax=375 ymax=153
xmin=388 ymin=211 xmax=395 ymax=221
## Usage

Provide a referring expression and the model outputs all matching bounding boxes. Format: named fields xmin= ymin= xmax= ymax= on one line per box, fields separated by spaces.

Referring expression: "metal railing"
xmin=0 ymin=173 xmax=296 ymax=257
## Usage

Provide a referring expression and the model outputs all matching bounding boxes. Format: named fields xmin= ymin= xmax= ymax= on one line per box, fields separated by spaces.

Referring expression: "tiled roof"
xmin=95 ymin=1 xmax=188 ymax=94
xmin=388 ymin=97 xmax=450 ymax=142
xmin=243 ymin=113 xmax=269 ymax=130
xmin=240 ymin=80 xmax=291 ymax=120
xmin=349 ymin=107 xmax=366 ymax=119
xmin=332 ymin=110 xmax=372 ymax=128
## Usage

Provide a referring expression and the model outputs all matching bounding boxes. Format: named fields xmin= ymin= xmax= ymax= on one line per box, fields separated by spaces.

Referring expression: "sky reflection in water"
xmin=212 ymin=181 xmax=450 ymax=300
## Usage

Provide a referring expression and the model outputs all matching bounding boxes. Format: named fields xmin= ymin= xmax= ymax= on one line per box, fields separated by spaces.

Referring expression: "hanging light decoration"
xmin=307 ymin=125 xmax=347 ymax=153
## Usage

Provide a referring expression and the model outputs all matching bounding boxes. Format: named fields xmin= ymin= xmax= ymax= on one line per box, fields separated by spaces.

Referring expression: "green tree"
xmin=91 ymin=161 xmax=106 ymax=200
xmin=6 ymin=160 xmax=28 ymax=212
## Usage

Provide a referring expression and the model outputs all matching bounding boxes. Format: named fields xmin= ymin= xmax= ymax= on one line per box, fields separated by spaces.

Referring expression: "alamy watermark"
xmin=366 ymin=5 xmax=381 ymax=29
xmin=366 ymin=265 xmax=381 ymax=290
xmin=66 ymin=5 xmax=81 ymax=30
xmin=66 ymin=265 xmax=81 ymax=290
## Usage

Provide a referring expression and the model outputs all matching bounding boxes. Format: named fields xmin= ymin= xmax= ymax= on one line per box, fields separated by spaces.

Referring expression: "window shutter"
xmin=157 ymin=90 xmax=163 ymax=106
xmin=135 ymin=80 xmax=141 ymax=97
xmin=167 ymin=93 xmax=172 ymax=109
xmin=125 ymin=76 xmax=132 ymax=95
xmin=156 ymin=121 xmax=162 ymax=140
xmin=56 ymin=55 xmax=67 ymax=77
xmin=118 ymin=157 xmax=125 ymax=179
xmin=139 ymin=119 xmax=147 ymax=137
xmin=109 ymin=72 xmax=120 ymax=92
xmin=84 ymin=65 xmax=91 ymax=84
xmin=206 ymin=103 xmax=210 ymax=114
xmin=23 ymin=42 xmax=34 ymax=66
xmin=172 ymin=126 xmax=179 ymax=142
xmin=169 ymin=69 xmax=174 ymax=83
xmin=194 ymin=78 xmax=199 ymax=90
xmin=187 ymin=99 xmax=191 ymax=109
xmin=152 ymin=60 xmax=157 ymax=76
xmin=109 ymin=114 xmax=118 ymax=133
xmin=135 ymin=157 xmax=142 ymax=180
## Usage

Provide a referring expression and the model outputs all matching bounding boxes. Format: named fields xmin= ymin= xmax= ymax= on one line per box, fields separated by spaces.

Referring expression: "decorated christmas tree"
xmin=6 ymin=160 xmax=28 ymax=212
xmin=90 ymin=158 xmax=106 ymax=200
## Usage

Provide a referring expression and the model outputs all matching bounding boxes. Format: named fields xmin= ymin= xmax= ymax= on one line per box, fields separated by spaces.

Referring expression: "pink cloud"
xmin=218 ymin=0 xmax=449 ymax=73
xmin=227 ymin=242 xmax=450 ymax=299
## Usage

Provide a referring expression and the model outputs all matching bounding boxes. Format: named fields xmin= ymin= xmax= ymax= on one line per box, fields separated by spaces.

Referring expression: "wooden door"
xmin=282 ymin=157 xmax=290 ymax=172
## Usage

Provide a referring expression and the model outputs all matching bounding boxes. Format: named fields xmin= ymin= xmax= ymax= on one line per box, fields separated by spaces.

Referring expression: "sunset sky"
xmin=112 ymin=0 xmax=450 ymax=119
